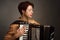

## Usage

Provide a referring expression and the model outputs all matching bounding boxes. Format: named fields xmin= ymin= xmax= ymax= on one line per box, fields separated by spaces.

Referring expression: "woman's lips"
xmin=30 ymin=14 xmax=32 ymax=16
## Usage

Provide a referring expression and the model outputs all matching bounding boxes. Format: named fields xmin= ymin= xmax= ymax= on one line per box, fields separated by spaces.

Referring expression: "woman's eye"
xmin=28 ymin=9 xmax=31 ymax=11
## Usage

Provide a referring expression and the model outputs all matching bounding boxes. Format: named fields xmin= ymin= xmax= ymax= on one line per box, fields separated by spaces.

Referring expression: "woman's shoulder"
xmin=33 ymin=19 xmax=40 ymax=25
xmin=29 ymin=19 xmax=40 ymax=25
xmin=10 ymin=20 xmax=20 ymax=28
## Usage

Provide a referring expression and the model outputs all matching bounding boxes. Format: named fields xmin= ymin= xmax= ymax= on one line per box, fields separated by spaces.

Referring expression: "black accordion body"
xmin=12 ymin=20 xmax=55 ymax=40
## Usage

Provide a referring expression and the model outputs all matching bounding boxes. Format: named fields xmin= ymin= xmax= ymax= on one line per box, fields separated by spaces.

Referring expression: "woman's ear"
xmin=22 ymin=10 xmax=25 ymax=14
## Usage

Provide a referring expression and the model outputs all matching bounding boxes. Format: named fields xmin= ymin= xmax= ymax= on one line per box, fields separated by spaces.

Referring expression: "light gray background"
xmin=0 ymin=0 xmax=60 ymax=40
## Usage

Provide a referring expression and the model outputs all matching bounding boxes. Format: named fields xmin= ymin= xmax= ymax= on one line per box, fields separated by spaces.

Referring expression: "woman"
xmin=4 ymin=1 xmax=40 ymax=40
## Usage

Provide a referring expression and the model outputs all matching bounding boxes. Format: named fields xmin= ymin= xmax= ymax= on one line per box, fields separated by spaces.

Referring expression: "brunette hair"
xmin=18 ymin=1 xmax=34 ymax=15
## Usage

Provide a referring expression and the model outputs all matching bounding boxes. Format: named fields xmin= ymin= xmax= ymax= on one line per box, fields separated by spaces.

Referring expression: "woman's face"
xmin=24 ymin=5 xmax=34 ymax=18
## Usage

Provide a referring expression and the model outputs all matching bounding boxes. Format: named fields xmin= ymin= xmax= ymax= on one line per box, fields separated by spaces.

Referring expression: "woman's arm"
xmin=4 ymin=24 xmax=19 ymax=40
xmin=4 ymin=23 xmax=26 ymax=40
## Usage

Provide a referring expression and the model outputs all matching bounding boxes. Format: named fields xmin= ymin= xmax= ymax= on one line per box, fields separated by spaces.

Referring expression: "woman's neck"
xmin=19 ymin=15 xmax=31 ymax=22
xmin=21 ymin=15 xmax=28 ymax=22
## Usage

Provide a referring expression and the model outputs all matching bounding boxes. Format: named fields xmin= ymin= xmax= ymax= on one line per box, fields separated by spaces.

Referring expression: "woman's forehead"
xmin=27 ymin=5 xmax=33 ymax=10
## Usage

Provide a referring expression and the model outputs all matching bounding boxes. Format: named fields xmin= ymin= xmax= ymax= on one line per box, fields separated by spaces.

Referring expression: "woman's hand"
xmin=15 ymin=26 xmax=26 ymax=38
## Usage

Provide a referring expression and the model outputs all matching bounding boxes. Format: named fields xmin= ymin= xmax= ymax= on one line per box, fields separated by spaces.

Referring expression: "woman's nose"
xmin=31 ymin=10 xmax=33 ymax=14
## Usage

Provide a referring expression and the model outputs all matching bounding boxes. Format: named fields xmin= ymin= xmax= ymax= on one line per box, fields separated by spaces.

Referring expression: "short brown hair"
xmin=18 ymin=1 xmax=34 ymax=15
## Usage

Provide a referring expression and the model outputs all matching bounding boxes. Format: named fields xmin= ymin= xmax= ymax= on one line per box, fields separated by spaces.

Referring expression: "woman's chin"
xmin=29 ymin=16 xmax=32 ymax=18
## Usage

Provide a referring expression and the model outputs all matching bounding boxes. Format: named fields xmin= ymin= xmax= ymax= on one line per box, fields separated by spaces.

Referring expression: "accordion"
xmin=29 ymin=24 xmax=55 ymax=40
xmin=12 ymin=20 xmax=55 ymax=40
